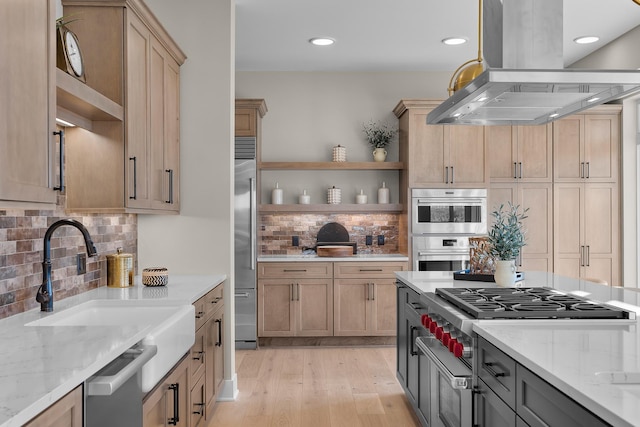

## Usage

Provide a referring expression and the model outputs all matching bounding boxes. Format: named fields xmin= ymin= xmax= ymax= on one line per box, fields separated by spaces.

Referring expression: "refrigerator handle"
xmin=250 ymin=177 xmax=257 ymax=271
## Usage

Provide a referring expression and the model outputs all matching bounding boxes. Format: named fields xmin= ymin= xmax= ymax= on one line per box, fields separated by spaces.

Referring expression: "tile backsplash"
xmin=0 ymin=206 xmax=136 ymax=319
xmin=260 ymin=212 xmax=401 ymax=255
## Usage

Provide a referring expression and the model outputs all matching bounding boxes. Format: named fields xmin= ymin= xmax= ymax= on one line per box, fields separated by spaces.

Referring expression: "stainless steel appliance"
xmin=412 ymin=285 xmax=635 ymax=427
xmin=85 ymin=343 xmax=157 ymax=426
xmin=234 ymin=137 xmax=257 ymax=349
xmin=411 ymin=188 xmax=487 ymax=235
xmin=412 ymin=235 xmax=471 ymax=272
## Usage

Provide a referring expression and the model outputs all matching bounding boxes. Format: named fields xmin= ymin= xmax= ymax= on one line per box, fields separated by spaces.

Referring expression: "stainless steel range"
xmin=411 ymin=286 xmax=635 ymax=427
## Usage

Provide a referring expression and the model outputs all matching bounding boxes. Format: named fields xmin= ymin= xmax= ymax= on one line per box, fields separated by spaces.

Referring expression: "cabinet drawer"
xmin=478 ymin=337 xmax=516 ymax=410
xmin=334 ymin=262 xmax=408 ymax=278
xmin=190 ymin=325 xmax=206 ymax=383
xmin=516 ymin=365 xmax=609 ymax=427
xmin=205 ymin=285 xmax=223 ymax=316
xmin=258 ymin=262 xmax=333 ymax=278
xmin=193 ymin=296 xmax=207 ymax=330
xmin=190 ymin=373 xmax=206 ymax=427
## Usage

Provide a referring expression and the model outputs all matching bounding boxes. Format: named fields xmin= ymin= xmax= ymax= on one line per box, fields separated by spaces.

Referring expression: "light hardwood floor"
xmin=208 ymin=346 xmax=420 ymax=427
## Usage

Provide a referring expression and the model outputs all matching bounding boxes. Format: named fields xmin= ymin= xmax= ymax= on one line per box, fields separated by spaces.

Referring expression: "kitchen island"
xmin=395 ymin=271 xmax=640 ymax=427
xmin=0 ymin=275 xmax=225 ymax=427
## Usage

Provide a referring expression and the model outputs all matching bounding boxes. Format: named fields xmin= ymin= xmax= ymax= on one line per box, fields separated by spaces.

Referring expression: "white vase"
xmin=373 ymin=147 xmax=387 ymax=162
xmin=494 ymin=259 xmax=517 ymax=287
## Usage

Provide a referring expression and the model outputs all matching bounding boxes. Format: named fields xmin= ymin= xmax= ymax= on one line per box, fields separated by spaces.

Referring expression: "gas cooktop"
xmin=435 ymin=287 xmax=632 ymax=320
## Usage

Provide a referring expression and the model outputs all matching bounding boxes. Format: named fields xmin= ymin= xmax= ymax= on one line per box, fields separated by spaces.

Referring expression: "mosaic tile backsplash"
xmin=0 ymin=205 xmax=136 ymax=319
xmin=260 ymin=213 xmax=401 ymax=255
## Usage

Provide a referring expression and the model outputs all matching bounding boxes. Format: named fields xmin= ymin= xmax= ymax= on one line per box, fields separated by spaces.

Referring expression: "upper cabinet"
xmin=61 ymin=0 xmax=185 ymax=213
xmin=235 ymin=99 xmax=267 ymax=138
xmin=553 ymin=107 xmax=620 ymax=183
xmin=487 ymin=125 xmax=552 ymax=182
xmin=394 ymin=100 xmax=488 ymax=190
xmin=0 ymin=0 xmax=58 ymax=206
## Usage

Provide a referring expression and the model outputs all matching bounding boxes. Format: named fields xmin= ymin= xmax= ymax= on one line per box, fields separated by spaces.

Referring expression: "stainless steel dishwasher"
xmin=85 ymin=343 xmax=157 ymax=426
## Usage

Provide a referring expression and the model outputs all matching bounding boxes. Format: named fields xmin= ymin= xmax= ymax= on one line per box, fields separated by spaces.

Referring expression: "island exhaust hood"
xmin=427 ymin=0 xmax=640 ymax=125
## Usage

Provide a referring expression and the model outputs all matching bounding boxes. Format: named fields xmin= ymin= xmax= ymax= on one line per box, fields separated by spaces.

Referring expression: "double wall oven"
xmin=411 ymin=188 xmax=487 ymax=272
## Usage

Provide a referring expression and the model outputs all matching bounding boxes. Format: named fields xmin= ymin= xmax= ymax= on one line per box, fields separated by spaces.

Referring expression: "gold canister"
xmin=107 ymin=248 xmax=133 ymax=287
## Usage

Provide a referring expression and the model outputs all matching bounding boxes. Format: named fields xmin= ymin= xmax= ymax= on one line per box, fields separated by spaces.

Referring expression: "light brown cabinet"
xmin=394 ymin=100 xmax=488 ymax=189
xmin=143 ymin=354 xmax=190 ymax=427
xmin=554 ymin=183 xmax=619 ymax=286
xmin=258 ymin=262 xmax=334 ymax=337
xmin=61 ymin=0 xmax=185 ymax=213
xmin=489 ymin=183 xmax=553 ymax=272
xmin=0 ymin=0 xmax=58 ymax=206
xmin=487 ymin=125 xmax=552 ymax=182
xmin=25 ymin=385 xmax=83 ymax=427
xmin=553 ymin=110 xmax=620 ymax=183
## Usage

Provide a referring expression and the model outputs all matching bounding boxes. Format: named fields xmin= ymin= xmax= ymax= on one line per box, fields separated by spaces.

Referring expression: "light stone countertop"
xmin=0 ymin=274 xmax=225 ymax=427
xmin=395 ymin=270 xmax=640 ymax=427
xmin=258 ymin=253 xmax=409 ymax=262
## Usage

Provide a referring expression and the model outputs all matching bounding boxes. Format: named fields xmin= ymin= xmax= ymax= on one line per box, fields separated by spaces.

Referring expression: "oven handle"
xmin=414 ymin=198 xmax=485 ymax=205
xmin=415 ymin=336 xmax=471 ymax=390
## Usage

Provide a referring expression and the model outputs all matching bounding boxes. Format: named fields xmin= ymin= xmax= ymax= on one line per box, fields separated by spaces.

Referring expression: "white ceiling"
xmin=235 ymin=0 xmax=640 ymax=72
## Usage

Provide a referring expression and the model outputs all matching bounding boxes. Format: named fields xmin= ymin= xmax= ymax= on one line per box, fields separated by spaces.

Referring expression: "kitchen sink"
xmin=26 ymin=299 xmax=195 ymax=392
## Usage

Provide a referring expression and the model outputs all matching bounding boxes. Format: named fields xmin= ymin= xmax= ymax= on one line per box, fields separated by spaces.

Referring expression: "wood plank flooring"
xmin=208 ymin=346 xmax=420 ymax=427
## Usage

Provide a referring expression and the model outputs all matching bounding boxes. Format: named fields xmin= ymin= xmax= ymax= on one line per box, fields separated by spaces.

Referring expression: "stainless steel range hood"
xmin=427 ymin=0 xmax=640 ymax=125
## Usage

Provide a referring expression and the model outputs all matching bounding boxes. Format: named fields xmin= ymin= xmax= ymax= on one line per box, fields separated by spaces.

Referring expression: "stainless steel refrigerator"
xmin=234 ymin=137 xmax=257 ymax=349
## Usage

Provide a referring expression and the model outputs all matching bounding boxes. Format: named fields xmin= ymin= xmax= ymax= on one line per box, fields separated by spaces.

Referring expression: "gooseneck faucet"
xmin=36 ymin=219 xmax=98 ymax=312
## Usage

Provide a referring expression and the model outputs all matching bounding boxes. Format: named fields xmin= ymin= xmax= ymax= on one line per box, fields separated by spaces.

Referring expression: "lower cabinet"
xmin=143 ymin=283 xmax=225 ymax=427
xmin=24 ymin=385 xmax=83 ymax=427
xmin=257 ymin=260 xmax=407 ymax=338
xmin=476 ymin=337 xmax=610 ymax=427
xmin=143 ymin=354 xmax=190 ymax=427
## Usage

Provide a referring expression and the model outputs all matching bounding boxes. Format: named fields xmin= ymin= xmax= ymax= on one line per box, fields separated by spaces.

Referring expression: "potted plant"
xmin=487 ymin=203 xmax=528 ymax=286
xmin=362 ymin=120 xmax=397 ymax=162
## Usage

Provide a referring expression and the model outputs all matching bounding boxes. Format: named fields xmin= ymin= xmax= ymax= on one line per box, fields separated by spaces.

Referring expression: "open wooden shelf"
xmin=56 ymin=69 xmax=124 ymax=127
xmin=259 ymin=161 xmax=404 ymax=170
xmin=259 ymin=203 xmax=403 ymax=213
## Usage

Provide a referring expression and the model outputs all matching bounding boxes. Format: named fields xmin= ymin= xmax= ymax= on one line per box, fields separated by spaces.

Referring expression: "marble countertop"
xmin=258 ymin=253 xmax=409 ymax=262
xmin=0 ymin=274 xmax=225 ymax=427
xmin=396 ymin=270 xmax=640 ymax=427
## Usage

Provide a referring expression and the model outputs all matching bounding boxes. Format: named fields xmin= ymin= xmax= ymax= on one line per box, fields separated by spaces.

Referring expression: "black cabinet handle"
xmin=359 ymin=268 xmax=383 ymax=272
xmin=53 ymin=130 xmax=65 ymax=192
xmin=165 ymin=169 xmax=174 ymax=204
xmin=283 ymin=269 xmax=307 ymax=272
xmin=215 ymin=318 xmax=222 ymax=346
xmin=192 ymin=350 xmax=204 ymax=361
xmin=192 ymin=402 xmax=205 ymax=415
xmin=195 ymin=310 xmax=205 ymax=319
xmin=168 ymin=383 xmax=180 ymax=425
xmin=450 ymin=166 xmax=454 ymax=183
xmin=129 ymin=156 xmax=137 ymax=200
xmin=410 ymin=326 xmax=419 ymax=356
xmin=483 ymin=362 xmax=506 ymax=378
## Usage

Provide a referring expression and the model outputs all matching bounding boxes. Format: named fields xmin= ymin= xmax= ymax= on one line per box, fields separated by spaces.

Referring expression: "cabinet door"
xmin=258 ymin=280 xmax=295 ymax=336
xmin=190 ymin=374 xmax=206 ymax=427
xmin=517 ymin=125 xmax=552 ymax=181
xmin=205 ymin=303 xmax=223 ymax=421
xmin=235 ymin=108 xmax=257 ymax=137
xmin=297 ymin=279 xmax=333 ymax=336
xmin=408 ymin=112 xmax=447 ymax=187
xmin=143 ymin=355 xmax=190 ymax=427
xmin=518 ymin=183 xmax=553 ymax=272
xmin=370 ymin=280 xmax=396 ymax=335
xmin=447 ymin=125 xmax=487 ymax=187
xmin=334 ymin=279 xmax=369 ymax=336
xmin=163 ymin=57 xmax=181 ymax=210
xmin=25 ymin=385 xmax=83 ymax=427
xmin=191 ymin=323 xmax=206 ymax=383
xmin=553 ymin=116 xmax=583 ymax=182
xmin=125 ymin=10 xmax=150 ymax=208
xmin=396 ymin=286 xmax=409 ymax=387
xmin=476 ymin=379 xmax=517 ymax=427
xmin=583 ymin=114 xmax=619 ymax=182
xmin=0 ymin=0 xmax=56 ymax=205
xmin=583 ymin=183 xmax=619 ymax=286
xmin=553 ymin=183 xmax=584 ymax=280
xmin=487 ymin=126 xmax=517 ymax=181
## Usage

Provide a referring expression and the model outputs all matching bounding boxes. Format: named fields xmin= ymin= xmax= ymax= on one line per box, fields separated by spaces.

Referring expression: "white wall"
xmin=141 ymin=0 xmax=237 ymax=397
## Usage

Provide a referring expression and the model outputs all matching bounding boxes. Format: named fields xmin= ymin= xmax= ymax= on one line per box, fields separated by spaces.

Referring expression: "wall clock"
xmin=56 ymin=25 xmax=86 ymax=82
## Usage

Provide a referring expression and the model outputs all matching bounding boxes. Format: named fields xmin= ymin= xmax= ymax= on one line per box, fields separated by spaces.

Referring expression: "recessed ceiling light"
xmin=309 ymin=37 xmax=335 ymax=46
xmin=442 ymin=37 xmax=468 ymax=46
xmin=574 ymin=36 xmax=600 ymax=44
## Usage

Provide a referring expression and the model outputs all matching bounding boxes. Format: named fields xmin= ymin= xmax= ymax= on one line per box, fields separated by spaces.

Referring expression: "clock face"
xmin=64 ymin=31 xmax=83 ymax=77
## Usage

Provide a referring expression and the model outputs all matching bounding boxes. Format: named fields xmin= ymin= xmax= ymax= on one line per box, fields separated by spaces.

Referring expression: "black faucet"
xmin=36 ymin=219 xmax=98 ymax=312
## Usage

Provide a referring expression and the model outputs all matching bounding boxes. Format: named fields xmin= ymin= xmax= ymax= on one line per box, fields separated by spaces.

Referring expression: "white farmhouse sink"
xmin=26 ymin=299 xmax=195 ymax=392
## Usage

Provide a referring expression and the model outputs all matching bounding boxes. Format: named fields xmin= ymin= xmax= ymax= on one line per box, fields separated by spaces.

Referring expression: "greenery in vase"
xmin=487 ymin=203 xmax=528 ymax=261
xmin=362 ymin=120 xmax=397 ymax=148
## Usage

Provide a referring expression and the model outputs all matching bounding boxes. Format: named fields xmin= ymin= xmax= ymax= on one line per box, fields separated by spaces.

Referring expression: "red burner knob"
xmin=435 ymin=326 xmax=444 ymax=340
xmin=429 ymin=322 xmax=438 ymax=334
xmin=448 ymin=338 xmax=458 ymax=353
xmin=453 ymin=342 xmax=464 ymax=358
xmin=421 ymin=314 xmax=430 ymax=328
xmin=442 ymin=332 xmax=451 ymax=346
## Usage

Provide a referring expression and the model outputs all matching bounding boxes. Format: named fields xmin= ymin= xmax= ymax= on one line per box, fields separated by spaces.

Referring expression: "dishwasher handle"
xmin=86 ymin=344 xmax=157 ymax=396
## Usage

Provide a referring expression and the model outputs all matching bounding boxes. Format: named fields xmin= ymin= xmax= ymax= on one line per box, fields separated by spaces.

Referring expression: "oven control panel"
xmin=420 ymin=313 xmax=472 ymax=358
